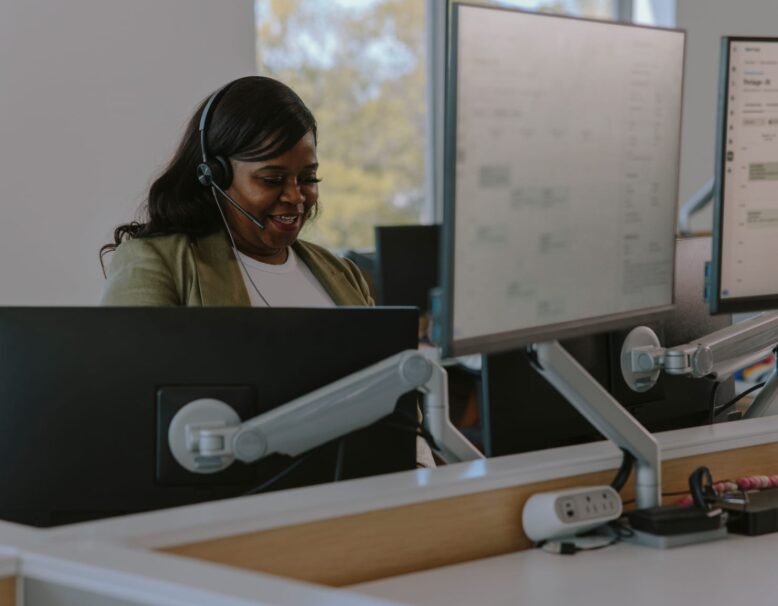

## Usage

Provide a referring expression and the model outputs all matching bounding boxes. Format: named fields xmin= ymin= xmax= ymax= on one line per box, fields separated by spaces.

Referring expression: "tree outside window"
xmin=255 ymin=0 xmax=621 ymax=250
xmin=256 ymin=0 xmax=426 ymax=250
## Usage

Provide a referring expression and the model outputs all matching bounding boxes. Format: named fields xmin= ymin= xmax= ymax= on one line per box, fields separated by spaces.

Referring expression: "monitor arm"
xmin=168 ymin=350 xmax=484 ymax=474
xmin=622 ymin=311 xmax=778 ymax=418
xmin=531 ymin=341 xmax=661 ymax=509
xmin=677 ymin=177 xmax=714 ymax=236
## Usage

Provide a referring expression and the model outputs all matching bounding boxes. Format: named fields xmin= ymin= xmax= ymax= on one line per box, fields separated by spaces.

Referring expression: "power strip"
xmin=522 ymin=486 xmax=623 ymax=542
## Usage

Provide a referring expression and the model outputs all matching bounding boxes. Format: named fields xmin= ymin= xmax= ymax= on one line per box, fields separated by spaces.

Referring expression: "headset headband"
xmin=198 ymin=81 xmax=237 ymax=165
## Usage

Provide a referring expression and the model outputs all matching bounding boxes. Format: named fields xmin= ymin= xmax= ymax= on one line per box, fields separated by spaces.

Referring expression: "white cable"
xmin=209 ymin=186 xmax=273 ymax=307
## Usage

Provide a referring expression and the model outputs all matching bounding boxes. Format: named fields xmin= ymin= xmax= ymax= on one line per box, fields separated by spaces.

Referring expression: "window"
xmin=256 ymin=0 xmax=657 ymax=250
xmin=632 ymin=0 xmax=675 ymax=27
xmin=256 ymin=0 xmax=426 ymax=250
xmin=496 ymin=0 xmax=618 ymax=19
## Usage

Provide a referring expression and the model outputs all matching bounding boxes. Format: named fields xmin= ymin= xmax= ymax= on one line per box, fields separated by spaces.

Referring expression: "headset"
xmin=689 ymin=466 xmax=717 ymax=511
xmin=196 ymin=80 xmax=266 ymax=231
xmin=197 ymin=80 xmax=271 ymax=307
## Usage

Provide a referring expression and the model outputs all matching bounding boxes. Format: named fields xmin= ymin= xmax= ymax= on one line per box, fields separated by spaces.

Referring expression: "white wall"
xmin=676 ymin=0 xmax=778 ymax=232
xmin=0 ymin=0 xmax=255 ymax=305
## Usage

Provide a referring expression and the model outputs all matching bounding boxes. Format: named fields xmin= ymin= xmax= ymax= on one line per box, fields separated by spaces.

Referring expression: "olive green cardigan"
xmin=100 ymin=231 xmax=373 ymax=307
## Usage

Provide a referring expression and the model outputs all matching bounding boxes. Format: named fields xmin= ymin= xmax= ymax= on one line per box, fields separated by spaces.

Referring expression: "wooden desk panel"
xmin=160 ymin=441 xmax=778 ymax=587
xmin=0 ymin=577 xmax=15 ymax=606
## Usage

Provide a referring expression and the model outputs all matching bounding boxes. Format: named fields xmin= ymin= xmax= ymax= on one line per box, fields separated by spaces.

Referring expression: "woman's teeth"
xmin=271 ymin=215 xmax=297 ymax=224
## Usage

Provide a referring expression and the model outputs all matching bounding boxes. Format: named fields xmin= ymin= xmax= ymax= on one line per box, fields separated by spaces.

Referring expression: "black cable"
xmin=609 ymin=519 xmax=635 ymax=539
xmin=383 ymin=421 xmax=441 ymax=453
xmin=391 ymin=407 xmax=441 ymax=452
xmin=610 ymin=449 xmax=635 ymax=492
xmin=537 ymin=524 xmax=623 ymax=555
xmin=708 ymin=379 xmax=721 ymax=425
xmin=242 ymin=451 xmax=316 ymax=496
xmin=713 ymin=381 xmax=766 ymax=419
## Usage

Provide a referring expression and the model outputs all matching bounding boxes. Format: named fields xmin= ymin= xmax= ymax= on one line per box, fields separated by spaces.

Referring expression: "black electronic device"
xmin=711 ymin=37 xmax=778 ymax=314
xmin=0 ymin=307 xmax=418 ymax=527
xmin=374 ymin=224 xmax=441 ymax=312
xmin=628 ymin=505 xmax=726 ymax=536
xmin=722 ymin=487 xmax=778 ymax=536
xmin=482 ymin=237 xmax=735 ymax=456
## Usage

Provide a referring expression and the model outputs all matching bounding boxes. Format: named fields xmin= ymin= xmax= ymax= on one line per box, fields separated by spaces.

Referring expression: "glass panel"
xmin=496 ymin=0 xmax=618 ymax=19
xmin=256 ymin=0 xmax=426 ymax=250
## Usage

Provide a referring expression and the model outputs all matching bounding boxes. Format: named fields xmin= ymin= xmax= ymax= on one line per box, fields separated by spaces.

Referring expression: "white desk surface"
xmin=3 ymin=417 xmax=778 ymax=605
xmin=353 ymin=533 xmax=778 ymax=606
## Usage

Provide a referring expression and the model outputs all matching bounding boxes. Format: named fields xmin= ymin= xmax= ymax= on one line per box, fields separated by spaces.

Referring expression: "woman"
xmin=100 ymin=76 xmax=371 ymax=308
xmin=101 ymin=76 xmax=435 ymax=467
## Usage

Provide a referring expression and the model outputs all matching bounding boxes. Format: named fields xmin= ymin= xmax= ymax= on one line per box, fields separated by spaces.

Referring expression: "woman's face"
xmin=224 ymin=131 xmax=319 ymax=264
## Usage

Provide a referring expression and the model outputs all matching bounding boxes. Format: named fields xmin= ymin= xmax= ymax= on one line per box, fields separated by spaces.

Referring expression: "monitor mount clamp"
xmin=622 ymin=311 xmax=778 ymax=419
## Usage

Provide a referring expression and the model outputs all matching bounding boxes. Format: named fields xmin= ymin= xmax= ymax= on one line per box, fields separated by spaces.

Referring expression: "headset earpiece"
xmin=196 ymin=156 xmax=232 ymax=189
xmin=196 ymin=162 xmax=214 ymax=187
xmin=689 ymin=466 xmax=715 ymax=510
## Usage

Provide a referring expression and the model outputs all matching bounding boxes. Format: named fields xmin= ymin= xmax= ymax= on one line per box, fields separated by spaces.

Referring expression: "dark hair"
xmin=100 ymin=76 xmax=317 ymax=263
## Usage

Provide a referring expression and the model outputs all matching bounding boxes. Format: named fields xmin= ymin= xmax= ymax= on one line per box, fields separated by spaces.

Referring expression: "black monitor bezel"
xmin=440 ymin=2 xmax=685 ymax=358
xmin=711 ymin=36 xmax=778 ymax=315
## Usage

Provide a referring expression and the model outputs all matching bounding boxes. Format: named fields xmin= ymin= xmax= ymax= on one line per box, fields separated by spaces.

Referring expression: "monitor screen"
xmin=441 ymin=3 xmax=685 ymax=356
xmin=712 ymin=37 xmax=778 ymax=314
xmin=374 ymin=224 xmax=441 ymax=311
xmin=0 ymin=307 xmax=418 ymax=527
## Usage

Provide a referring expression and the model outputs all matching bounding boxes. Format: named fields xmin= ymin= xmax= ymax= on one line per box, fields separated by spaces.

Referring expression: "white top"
xmin=236 ymin=247 xmax=335 ymax=308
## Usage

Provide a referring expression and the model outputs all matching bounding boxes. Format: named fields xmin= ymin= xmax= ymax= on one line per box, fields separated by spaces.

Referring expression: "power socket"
xmin=522 ymin=486 xmax=623 ymax=542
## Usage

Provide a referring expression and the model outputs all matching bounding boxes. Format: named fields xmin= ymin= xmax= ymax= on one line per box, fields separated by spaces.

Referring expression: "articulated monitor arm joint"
xmin=168 ymin=349 xmax=484 ymax=475
xmin=622 ymin=312 xmax=778 ymax=418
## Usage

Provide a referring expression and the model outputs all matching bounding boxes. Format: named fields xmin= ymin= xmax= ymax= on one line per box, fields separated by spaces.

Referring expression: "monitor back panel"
xmin=374 ymin=225 xmax=441 ymax=311
xmin=0 ymin=307 xmax=418 ymax=526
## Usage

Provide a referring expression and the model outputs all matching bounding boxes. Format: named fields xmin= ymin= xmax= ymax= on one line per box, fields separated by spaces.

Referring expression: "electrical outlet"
xmin=523 ymin=486 xmax=622 ymax=542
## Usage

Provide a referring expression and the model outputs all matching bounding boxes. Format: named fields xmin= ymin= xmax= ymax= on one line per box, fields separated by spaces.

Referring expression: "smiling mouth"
xmin=266 ymin=214 xmax=302 ymax=230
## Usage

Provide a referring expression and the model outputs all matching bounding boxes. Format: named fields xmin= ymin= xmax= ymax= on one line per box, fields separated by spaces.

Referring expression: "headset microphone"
xmin=210 ymin=182 xmax=266 ymax=231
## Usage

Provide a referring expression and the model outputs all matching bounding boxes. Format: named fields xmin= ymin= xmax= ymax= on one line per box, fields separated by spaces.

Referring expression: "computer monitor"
xmin=711 ymin=37 xmax=778 ymax=314
xmin=374 ymin=225 xmax=441 ymax=311
xmin=0 ymin=307 xmax=418 ymax=527
xmin=483 ymin=236 xmax=735 ymax=455
xmin=440 ymin=3 xmax=685 ymax=357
